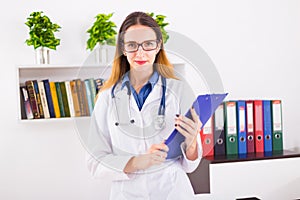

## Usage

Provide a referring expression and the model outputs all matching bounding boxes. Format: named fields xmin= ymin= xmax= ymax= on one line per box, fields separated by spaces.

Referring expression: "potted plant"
xmin=86 ymin=13 xmax=117 ymax=64
xmin=25 ymin=11 xmax=61 ymax=64
xmin=148 ymin=12 xmax=169 ymax=44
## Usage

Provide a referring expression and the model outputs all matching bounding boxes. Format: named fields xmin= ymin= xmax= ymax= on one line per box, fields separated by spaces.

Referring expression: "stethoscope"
xmin=111 ymin=75 xmax=167 ymax=130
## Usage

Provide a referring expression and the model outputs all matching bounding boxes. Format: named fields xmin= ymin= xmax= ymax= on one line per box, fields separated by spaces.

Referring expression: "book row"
xmin=200 ymin=100 xmax=283 ymax=157
xmin=19 ymin=78 xmax=105 ymax=120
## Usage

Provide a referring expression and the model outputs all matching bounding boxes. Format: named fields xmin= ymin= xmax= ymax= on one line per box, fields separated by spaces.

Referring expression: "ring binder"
xmin=165 ymin=93 xmax=228 ymax=159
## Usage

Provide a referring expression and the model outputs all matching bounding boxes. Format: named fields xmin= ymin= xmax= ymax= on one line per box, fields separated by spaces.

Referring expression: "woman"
xmin=87 ymin=11 xmax=202 ymax=199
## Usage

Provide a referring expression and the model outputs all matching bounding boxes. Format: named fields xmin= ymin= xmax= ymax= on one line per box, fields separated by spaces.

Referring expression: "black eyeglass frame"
xmin=122 ymin=40 xmax=159 ymax=53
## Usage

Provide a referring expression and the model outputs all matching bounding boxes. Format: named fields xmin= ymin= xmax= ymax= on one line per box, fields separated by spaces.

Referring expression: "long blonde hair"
xmin=100 ymin=11 xmax=177 ymax=93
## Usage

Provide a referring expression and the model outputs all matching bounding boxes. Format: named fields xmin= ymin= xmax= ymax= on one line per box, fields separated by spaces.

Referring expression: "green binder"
xmin=224 ymin=101 xmax=238 ymax=155
xmin=59 ymin=82 xmax=71 ymax=117
xmin=271 ymin=100 xmax=283 ymax=151
xmin=55 ymin=82 xmax=65 ymax=117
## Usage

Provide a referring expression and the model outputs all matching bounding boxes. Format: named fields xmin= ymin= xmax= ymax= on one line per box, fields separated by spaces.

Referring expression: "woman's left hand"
xmin=175 ymin=107 xmax=202 ymax=160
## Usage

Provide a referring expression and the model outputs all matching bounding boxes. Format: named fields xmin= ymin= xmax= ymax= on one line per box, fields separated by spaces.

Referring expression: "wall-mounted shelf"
xmin=16 ymin=65 xmax=111 ymax=121
xmin=16 ymin=63 xmax=186 ymax=121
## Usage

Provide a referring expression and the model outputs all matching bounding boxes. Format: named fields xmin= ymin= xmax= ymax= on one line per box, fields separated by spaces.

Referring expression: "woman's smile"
xmin=135 ymin=60 xmax=147 ymax=65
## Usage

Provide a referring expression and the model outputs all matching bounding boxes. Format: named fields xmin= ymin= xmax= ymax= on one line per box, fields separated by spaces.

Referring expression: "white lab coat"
xmin=86 ymin=77 xmax=202 ymax=200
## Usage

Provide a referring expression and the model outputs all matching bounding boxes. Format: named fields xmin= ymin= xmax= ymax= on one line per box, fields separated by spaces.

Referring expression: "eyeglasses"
xmin=123 ymin=40 xmax=159 ymax=53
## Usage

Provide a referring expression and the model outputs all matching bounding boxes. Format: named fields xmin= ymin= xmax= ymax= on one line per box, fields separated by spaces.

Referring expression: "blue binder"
xmin=236 ymin=100 xmax=247 ymax=154
xmin=263 ymin=100 xmax=273 ymax=152
xmin=43 ymin=79 xmax=56 ymax=118
xmin=165 ymin=93 xmax=228 ymax=159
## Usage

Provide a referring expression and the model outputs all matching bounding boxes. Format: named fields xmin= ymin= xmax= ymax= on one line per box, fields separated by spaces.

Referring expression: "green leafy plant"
xmin=148 ymin=12 xmax=169 ymax=44
xmin=25 ymin=11 xmax=61 ymax=50
xmin=86 ymin=13 xmax=117 ymax=51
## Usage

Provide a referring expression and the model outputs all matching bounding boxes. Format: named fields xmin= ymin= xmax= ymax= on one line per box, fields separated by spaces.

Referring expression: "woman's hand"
xmin=175 ymin=107 xmax=202 ymax=160
xmin=124 ymin=143 xmax=168 ymax=173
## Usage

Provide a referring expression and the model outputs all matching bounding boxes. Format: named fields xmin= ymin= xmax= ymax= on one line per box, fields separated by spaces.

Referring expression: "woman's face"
xmin=123 ymin=25 xmax=161 ymax=72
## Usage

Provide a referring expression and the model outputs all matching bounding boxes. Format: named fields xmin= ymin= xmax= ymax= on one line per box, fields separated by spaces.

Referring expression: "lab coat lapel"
xmin=114 ymin=82 xmax=138 ymax=112
xmin=114 ymin=85 xmax=131 ymax=122
xmin=129 ymin=91 xmax=140 ymax=112
xmin=142 ymin=76 xmax=164 ymax=108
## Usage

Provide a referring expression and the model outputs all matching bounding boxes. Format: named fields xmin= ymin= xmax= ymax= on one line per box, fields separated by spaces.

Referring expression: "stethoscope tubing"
xmin=111 ymin=75 xmax=166 ymax=126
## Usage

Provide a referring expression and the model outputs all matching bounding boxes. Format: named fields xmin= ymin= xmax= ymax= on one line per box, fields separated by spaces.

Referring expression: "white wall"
xmin=1 ymin=0 xmax=300 ymax=199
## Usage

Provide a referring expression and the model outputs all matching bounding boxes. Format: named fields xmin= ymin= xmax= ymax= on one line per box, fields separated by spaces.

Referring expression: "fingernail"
xmin=176 ymin=114 xmax=179 ymax=117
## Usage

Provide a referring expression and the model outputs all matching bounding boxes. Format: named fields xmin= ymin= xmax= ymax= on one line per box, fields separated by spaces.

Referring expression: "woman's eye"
xmin=127 ymin=43 xmax=136 ymax=48
xmin=144 ymin=42 xmax=154 ymax=47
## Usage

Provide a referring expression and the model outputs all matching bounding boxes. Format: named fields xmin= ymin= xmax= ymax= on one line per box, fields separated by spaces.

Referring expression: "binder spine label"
xmin=203 ymin=118 xmax=212 ymax=134
xmin=246 ymin=103 xmax=254 ymax=132
xmin=215 ymin=105 xmax=224 ymax=130
xmin=239 ymin=106 xmax=246 ymax=132
xmin=226 ymin=102 xmax=236 ymax=135
xmin=273 ymin=101 xmax=282 ymax=131
xmin=255 ymin=105 xmax=263 ymax=131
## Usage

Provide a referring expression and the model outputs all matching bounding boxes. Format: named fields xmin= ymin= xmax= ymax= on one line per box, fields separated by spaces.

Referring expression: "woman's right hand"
xmin=124 ymin=143 xmax=169 ymax=173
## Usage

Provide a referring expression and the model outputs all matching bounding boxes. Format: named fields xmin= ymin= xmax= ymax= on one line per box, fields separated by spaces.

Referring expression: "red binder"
xmin=253 ymin=100 xmax=264 ymax=152
xmin=246 ymin=101 xmax=255 ymax=153
xmin=200 ymin=116 xmax=214 ymax=157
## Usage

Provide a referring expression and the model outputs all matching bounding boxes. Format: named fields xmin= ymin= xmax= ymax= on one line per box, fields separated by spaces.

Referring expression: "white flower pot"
xmin=95 ymin=44 xmax=108 ymax=64
xmin=35 ymin=47 xmax=49 ymax=64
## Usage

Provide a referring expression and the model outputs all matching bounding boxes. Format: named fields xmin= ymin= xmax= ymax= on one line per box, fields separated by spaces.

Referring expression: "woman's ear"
xmin=156 ymin=40 xmax=162 ymax=53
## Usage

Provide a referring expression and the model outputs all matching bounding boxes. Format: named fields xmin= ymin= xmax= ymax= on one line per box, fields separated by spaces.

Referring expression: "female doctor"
xmin=86 ymin=11 xmax=202 ymax=200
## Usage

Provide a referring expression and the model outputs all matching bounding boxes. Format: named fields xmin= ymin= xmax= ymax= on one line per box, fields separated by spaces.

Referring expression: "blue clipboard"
xmin=165 ymin=93 xmax=228 ymax=159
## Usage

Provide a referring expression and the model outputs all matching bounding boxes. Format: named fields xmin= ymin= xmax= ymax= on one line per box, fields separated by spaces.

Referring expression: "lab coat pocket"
xmin=147 ymin=164 xmax=178 ymax=199
xmin=165 ymin=164 xmax=177 ymax=191
xmin=121 ymin=176 xmax=147 ymax=199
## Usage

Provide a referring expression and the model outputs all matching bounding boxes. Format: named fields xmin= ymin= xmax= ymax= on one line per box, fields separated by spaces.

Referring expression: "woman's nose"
xmin=136 ymin=46 xmax=145 ymax=56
